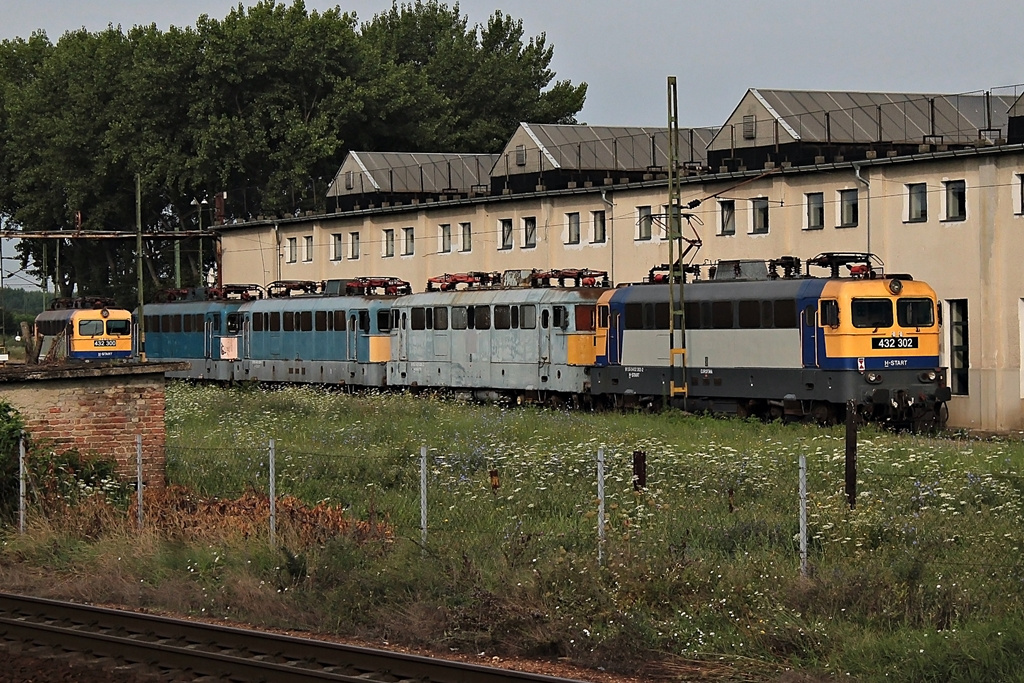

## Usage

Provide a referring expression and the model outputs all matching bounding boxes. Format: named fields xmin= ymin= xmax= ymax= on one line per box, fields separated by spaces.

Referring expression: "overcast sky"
xmin=2 ymin=0 xmax=1024 ymax=127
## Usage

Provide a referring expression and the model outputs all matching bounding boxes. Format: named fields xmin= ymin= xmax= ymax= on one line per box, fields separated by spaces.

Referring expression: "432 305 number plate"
xmin=872 ymin=336 xmax=918 ymax=349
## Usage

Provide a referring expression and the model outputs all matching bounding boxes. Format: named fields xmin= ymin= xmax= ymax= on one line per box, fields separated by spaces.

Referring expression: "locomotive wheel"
xmin=811 ymin=401 xmax=837 ymax=426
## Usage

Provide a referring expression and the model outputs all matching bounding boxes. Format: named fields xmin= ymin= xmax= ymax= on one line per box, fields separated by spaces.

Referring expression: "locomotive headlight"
xmin=888 ymin=279 xmax=903 ymax=295
xmin=865 ymin=372 xmax=883 ymax=384
xmin=918 ymin=370 xmax=937 ymax=383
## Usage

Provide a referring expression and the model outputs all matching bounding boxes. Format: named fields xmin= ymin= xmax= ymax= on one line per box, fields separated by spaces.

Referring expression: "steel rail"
xmin=0 ymin=592 xmax=591 ymax=683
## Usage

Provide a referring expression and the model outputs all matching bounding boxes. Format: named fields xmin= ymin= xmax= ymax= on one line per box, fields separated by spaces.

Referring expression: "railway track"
xmin=0 ymin=592 xmax=591 ymax=682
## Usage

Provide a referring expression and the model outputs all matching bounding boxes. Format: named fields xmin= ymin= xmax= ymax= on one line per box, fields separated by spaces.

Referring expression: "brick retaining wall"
xmin=0 ymin=363 xmax=188 ymax=489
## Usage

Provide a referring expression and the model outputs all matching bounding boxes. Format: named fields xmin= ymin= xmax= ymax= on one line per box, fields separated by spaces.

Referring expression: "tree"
xmin=0 ymin=1 xmax=587 ymax=301
xmin=359 ymin=1 xmax=587 ymax=153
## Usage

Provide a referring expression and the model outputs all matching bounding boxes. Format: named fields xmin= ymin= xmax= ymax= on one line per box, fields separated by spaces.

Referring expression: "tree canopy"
xmin=0 ymin=1 xmax=586 ymax=304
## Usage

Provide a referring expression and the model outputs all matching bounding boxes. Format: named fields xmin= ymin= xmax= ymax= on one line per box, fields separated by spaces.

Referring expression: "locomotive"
xmin=139 ymin=252 xmax=950 ymax=430
xmin=33 ymin=298 xmax=134 ymax=362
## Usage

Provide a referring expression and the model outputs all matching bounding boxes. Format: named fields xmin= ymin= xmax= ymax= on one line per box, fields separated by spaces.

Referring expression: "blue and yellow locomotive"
xmin=33 ymin=298 xmax=134 ymax=362
xmin=590 ymin=253 xmax=949 ymax=429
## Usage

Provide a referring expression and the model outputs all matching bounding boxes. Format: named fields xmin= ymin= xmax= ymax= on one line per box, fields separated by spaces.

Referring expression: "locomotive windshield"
xmin=851 ymin=299 xmax=893 ymax=329
xmin=78 ymin=320 xmax=103 ymax=336
xmin=106 ymin=319 xmax=131 ymax=335
xmin=896 ymin=298 xmax=935 ymax=327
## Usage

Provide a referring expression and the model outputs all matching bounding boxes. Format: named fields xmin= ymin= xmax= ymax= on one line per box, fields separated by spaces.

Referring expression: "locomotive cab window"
xmin=494 ymin=305 xmax=512 ymax=329
xmin=851 ymin=299 xmax=893 ymax=329
xmin=820 ymin=300 xmax=840 ymax=328
xmin=598 ymin=305 xmax=610 ymax=328
xmin=897 ymin=298 xmax=935 ymax=328
xmin=553 ymin=305 xmax=568 ymax=330
xmin=107 ymin=319 xmax=131 ymax=336
xmin=358 ymin=311 xmax=370 ymax=332
xmin=79 ymin=320 xmax=104 ymax=336
xmin=411 ymin=307 xmax=427 ymax=330
xmin=377 ymin=310 xmax=391 ymax=332
xmin=576 ymin=304 xmax=596 ymax=331
xmin=227 ymin=314 xmax=242 ymax=334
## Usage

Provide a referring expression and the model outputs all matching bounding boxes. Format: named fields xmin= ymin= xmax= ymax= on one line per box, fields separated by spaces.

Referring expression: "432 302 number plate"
xmin=872 ymin=337 xmax=918 ymax=349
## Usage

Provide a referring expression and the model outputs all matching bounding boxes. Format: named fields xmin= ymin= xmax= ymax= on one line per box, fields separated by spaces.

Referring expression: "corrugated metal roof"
xmin=748 ymin=89 xmax=1016 ymax=144
xmin=514 ymin=123 xmax=718 ymax=170
xmin=327 ymin=152 xmax=499 ymax=197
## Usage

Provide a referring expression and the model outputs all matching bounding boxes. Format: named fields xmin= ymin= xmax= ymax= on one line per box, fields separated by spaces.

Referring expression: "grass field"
xmin=8 ymin=382 xmax=1024 ymax=681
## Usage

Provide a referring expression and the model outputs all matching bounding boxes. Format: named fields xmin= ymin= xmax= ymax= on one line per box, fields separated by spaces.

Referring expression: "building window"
xmin=945 ymin=179 xmax=966 ymax=221
xmin=742 ymin=114 xmax=756 ymax=139
xmin=303 ymin=235 xmax=313 ymax=262
xmin=805 ymin=192 xmax=824 ymax=230
xmin=719 ymin=200 xmax=735 ymax=236
xmin=1018 ymin=174 xmax=1024 ymax=215
xmin=402 ymin=227 xmax=415 ymax=256
xmin=440 ymin=223 xmax=451 ymax=254
xmin=751 ymin=197 xmax=769 ymax=234
xmin=637 ymin=206 xmax=652 ymax=240
xmin=383 ymin=229 xmax=394 ymax=258
xmin=349 ymin=232 xmax=360 ymax=260
xmin=592 ymin=210 xmax=606 ymax=243
xmin=566 ymin=212 xmax=580 ymax=244
xmin=286 ymin=237 xmax=297 ymax=263
xmin=949 ymin=299 xmax=969 ymax=395
xmin=515 ymin=144 xmax=526 ymax=166
xmin=499 ymin=218 xmax=513 ymax=250
xmin=332 ymin=233 xmax=343 ymax=261
xmin=839 ymin=189 xmax=858 ymax=227
xmin=460 ymin=222 xmax=472 ymax=252
xmin=908 ymin=183 xmax=927 ymax=222
xmin=523 ymin=216 xmax=537 ymax=248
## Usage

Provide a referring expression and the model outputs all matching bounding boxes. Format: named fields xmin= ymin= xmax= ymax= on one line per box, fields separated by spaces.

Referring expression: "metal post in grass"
xmin=845 ymin=399 xmax=857 ymax=510
xmin=597 ymin=447 xmax=606 ymax=566
xmin=136 ymin=435 xmax=143 ymax=531
xmin=420 ymin=446 xmax=428 ymax=551
xmin=18 ymin=433 xmax=26 ymax=535
xmin=268 ymin=439 xmax=276 ymax=548
xmin=799 ymin=453 xmax=808 ymax=578
xmin=632 ymin=450 xmax=646 ymax=491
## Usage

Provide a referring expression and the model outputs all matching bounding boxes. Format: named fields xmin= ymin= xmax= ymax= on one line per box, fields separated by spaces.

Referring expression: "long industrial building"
xmin=216 ymin=86 xmax=1024 ymax=432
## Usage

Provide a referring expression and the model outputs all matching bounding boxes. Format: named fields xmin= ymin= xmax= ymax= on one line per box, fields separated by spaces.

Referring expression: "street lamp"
xmin=191 ymin=197 xmax=208 ymax=287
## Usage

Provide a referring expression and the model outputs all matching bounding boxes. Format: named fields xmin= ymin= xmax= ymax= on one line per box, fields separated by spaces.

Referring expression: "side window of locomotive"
xmin=897 ymin=298 xmax=935 ymax=327
xmin=211 ymin=313 xmax=221 ymax=332
xmin=474 ymin=305 xmax=491 ymax=330
xmin=774 ymin=300 xmax=797 ymax=328
xmin=283 ymin=312 xmax=295 ymax=332
xmin=411 ymin=307 xmax=426 ymax=330
xmin=541 ymin=309 xmax=550 ymax=329
xmin=171 ymin=315 xmax=182 ymax=333
xmin=451 ymin=306 xmax=468 ymax=330
xmin=511 ymin=305 xmax=520 ymax=329
xmin=433 ymin=307 xmax=448 ymax=331
xmin=684 ymin=301 xmax=701 ymax=329
xmin=314 ymin=311 xmax=328 ymax=332
xmin=712 ymin=301 xmax=734 ymax=329
xmin=802 ymin=305 xmax=816 ymax=327
xmin=577 ymin=304 xmax=596 ymax=331
xmin=335 ymin=310 xmax=346 ymax=331
xmin=624 ymin=303 xmax=643 ymax=329
xmin=107 ymin=319 xmax=131 ymax=336
xmin=521 ymin=305 xmax=537 ymax=329
xmin=270 ymin=312 xmax=281 ymax=332
xmin=377 ymin=310 xmax=391 ymax=332
xmin=598 ymin=305 xmax=610 ymax=328
xmin=227 ymin=313 xmax=242 ymax=334
xmin=253 ymin=313 xmax=264 ymax=332
xmin=300 ymin=311 xmax=313 ymax=331
xmin=359 ymin=311 xmax=370 ymax=332
xmin=700 ymin=301 xmax=713 ymax=329
xmin=851 ymin=298 xmax=893 ymax=329
xmin=183 ymin=314 xmax=194 ymax=333
xmin=494 ymin=305 xmax=512 ymax=329
xmin=738 ymin=300 xmax=760 ymax=329
xmin=654 ymin=303 xmax=669 ymax=329
xmin=553 ymin=305 xmax=568 ymax=329
xmin=760 ymin=301 xmax=774 ymax=328
xmin=79 ymin=319 xmax=104 ymax=336
xmin=820 ymin=300 xmax=840 ymax=328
